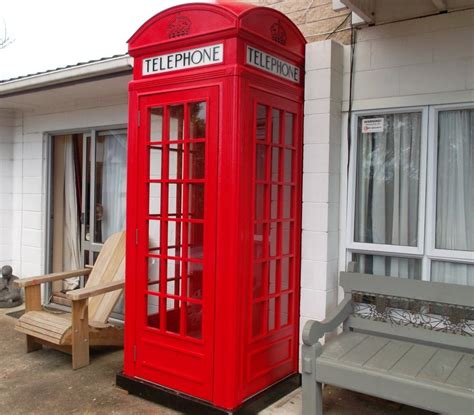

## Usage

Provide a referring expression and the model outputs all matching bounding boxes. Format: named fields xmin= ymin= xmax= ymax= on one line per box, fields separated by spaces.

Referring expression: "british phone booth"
xmin=117 ymin=2 xmax=306 ymax=413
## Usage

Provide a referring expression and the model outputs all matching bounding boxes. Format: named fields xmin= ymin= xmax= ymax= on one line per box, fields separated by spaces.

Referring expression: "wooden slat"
xmin=417 ymin=349 xmax=464 ymax=384
xmin=15 ymin=268 xmax=92 ymax=288
xmin=87 ymin=232 xmax=125 ymax=323
xmin=67 ymin=280 xmax=124 ymax=301
xmin=321 ymin=332 xmax=368 ymax=360
xmin=16 ymin=321 xmax=66 ymax=339
xmin=390 ymin=344 xmax=438 ymax=378
xmin=364 ymin=339 xmax=413 ymax=371
xmin=340 ymin=335 xmax=389 ymax=366
xmin=445 ymin=354 xmax=474 ymax=389
xmin=16 ymin=322 xmax=65 ymax=344
xmin=19 ymin=318 xmax=69 ymax=335
xmin=340 ymin=272 xmax=474 ymax=307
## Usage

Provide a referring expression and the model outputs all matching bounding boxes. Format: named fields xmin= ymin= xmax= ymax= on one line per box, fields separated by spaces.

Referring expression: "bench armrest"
xmin=14 ymin=268 xmax=92 ymax=288
xmin=66 ymin=280 xmax=124 ymax=301
xmin=302 ymin=295 xmax=352 ymax=346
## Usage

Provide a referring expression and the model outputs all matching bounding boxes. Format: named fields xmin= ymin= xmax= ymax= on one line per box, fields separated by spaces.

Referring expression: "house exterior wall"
xmin=300 ymin=8 xmax=474 ymax=332
xmin=2 ymin=101 xmax=127 ymax=278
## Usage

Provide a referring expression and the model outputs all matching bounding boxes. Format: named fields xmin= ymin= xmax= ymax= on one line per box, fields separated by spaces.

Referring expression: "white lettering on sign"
xmin=362 ymin=118 xmax=385 ymax=133
xmin=142 ymin=44 xmax=223 ymax=76
xmin=246 ymin=46 xmax=300 ymax=83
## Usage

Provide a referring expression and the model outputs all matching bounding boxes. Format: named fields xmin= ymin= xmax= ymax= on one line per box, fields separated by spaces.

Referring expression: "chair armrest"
xmin=14 ymin=268 xmax=92 ymax=288
xmin=66 ymin=280 xmax=124 ymax=301
xmin=302 ymin=295 xmax=353 ymax=346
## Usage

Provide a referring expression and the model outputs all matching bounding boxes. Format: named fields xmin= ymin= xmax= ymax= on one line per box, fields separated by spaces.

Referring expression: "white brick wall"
xmin=0 ymin=101 xmax=128 ymax=278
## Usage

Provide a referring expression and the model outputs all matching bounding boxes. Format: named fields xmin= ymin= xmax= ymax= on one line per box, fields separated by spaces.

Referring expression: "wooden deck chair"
xmin=14 ymin=231 xmax=125 ymax=369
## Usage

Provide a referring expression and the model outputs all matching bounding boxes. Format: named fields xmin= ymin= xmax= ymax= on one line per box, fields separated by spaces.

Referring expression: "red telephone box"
xmin=118 ymin=2 xmax=305 ymax=413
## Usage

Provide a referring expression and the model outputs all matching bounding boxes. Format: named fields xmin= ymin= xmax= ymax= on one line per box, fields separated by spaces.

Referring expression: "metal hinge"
xmin=137 ymin=111 xmax=141 ymax=127
xmin=133 ymin=345 xmax=137 ymax=362
xmin=135 ymin=228 xmax=139 ymax=245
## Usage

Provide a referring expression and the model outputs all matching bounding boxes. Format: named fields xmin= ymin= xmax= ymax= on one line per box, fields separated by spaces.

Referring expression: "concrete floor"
xmin=0 ymin=305 xmax=433 ymax=415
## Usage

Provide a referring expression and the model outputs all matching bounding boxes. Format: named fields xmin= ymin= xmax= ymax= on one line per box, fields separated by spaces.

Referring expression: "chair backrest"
xmin=86 ymin=231 xmax=125 ymax=324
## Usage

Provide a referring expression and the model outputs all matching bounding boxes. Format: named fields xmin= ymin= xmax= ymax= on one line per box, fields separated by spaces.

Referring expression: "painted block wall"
xmin=300 ymin=9 xmax=474 ymax=332
xmin=5 ymin=101 xmax=128 ymax=278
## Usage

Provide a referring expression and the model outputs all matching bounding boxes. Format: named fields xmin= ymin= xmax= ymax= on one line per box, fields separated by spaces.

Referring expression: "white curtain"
xmin=431 ymin=109 xmax=474 ymax=286
xmin=62 ymin=137 xmax=81 ymax=291
xmin=101 ymin=133 xmax=127 ymax=240
xmin=355 ymin=113 xmax=422 ymax=279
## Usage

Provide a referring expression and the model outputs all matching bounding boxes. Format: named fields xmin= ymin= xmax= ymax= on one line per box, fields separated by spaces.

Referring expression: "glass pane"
xmin=189 ymin=102 xmax=206 ymax=138
xmin=256 ymin=144 xmax=266 ymax=181
xmin=167 ymin=221 xmax=182 ymax=257
xmin=147 ymin=295 xmax=160 ymax=329
xmin=282 ymin=222 xmax=291 ymax=255
xmin=280 ymin=294 xmax=289 ymax=326
xmin=253 ymin=261 xmax=265 ymax=298
xmin=281 ymin=257 xmax=290 ymax=290
xmin=254 ymin=223 xmax=265 ymax=259
xmin=169 ymin=105 xmax=184 ymax=140
xmin=150 ymin=107 xmax=163 ymax=141
xmin=269 ymin=260 xmax=277 ymax=294
xmin=354 ymin=113 xmax=421 ymax=247
xmin=252 ymin=301 xmax=265 ymax=337
xmin=256 ymin=105 xmax=267 ymax=141
xmin=282 ymin=186 xmax=292 ymax=219
xmin=352 ymin=253 xmax=422 ymax=279
xmin=436 ymin=109 xmax=474 ymax=252
xmin=269 ymin=222 xmax=277 ymax=257
xmin=189 ymin=223 xmax=204 ymax=259
xmin=283 ymin=150 xmax=293 ymax=182
xmin=188 ymin=184 xmax=204 ymax=219
xmin=186 ymin=302 xmax=202 ymax=339
xmin=268 ymin=298 xmax=276 ymax=331
xmin=285 ymin=112 xmax=294 ymax=146
xmin=166 ymin=259 xmax=182 ymax=296
xmin=94 ymin=131 xmax=127 ymax=243
xmin=166 ymin=300 xmax=181 ymax=334
xmin=272 ymin=147 xmax=279 ymax=181
xmin=147 ymin=257 xmax=160 ymax=292
xmin=272 ymin=109 xmax=280 ymax=144
xmin=189 ymin=142 xmax=205 ymax=179
xmin=84 ymin=137 xmax=91 ymax=242
xmin=148 ymin=220 xmax=161 ymax=252
xmin=431 ymin=261 xmax=474 ymax=286
xmin=187 ymin=262 xmax=203 ymax=298
xmin=169 ymin=143 xmax=184 ymax=180
xmin=168 ymin=183 xmax=184 ymax=219
xmin=271 ymin=185 xmax=278 ymax=219
xmin=149 ymin=183 xmax=161 ymax=216
xmin=255 ymin=184 xmax=265 ymax=220
xmin=149 ymin=145 xmax=162 ymax=180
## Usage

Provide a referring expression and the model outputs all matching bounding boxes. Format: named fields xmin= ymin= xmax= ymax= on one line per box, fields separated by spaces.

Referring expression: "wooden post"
xmin=24 ymin=285 xmax=43 ymax=352
xmin=72 ymin=299 xmax=90 ymax=369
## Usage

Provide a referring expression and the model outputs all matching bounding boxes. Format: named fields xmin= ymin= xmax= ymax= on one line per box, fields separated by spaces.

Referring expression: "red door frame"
xmin=130 ymin=85 xmax=219 ymax=401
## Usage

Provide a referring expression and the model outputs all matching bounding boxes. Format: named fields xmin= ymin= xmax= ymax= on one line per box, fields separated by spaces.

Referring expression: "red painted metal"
xmin=124 ymin=2 xmax=305 ymax=411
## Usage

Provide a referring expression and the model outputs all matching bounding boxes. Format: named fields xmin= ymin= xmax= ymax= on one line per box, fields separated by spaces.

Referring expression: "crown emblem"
xmin=271 ymin=21 xmax=287 ymax=45
xmin=167 ymin=15 xmax=191 ymax=38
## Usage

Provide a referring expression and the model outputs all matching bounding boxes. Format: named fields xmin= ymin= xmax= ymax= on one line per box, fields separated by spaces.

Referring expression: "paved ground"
xmin=0 ymin=305 xmax=433 ymax=415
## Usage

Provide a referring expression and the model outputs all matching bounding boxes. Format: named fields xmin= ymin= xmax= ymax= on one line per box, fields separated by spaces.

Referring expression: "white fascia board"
xmin=0 ymin=55 xmax=133 ymax=95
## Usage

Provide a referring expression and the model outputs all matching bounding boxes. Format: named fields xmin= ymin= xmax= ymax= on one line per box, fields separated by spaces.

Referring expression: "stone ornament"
xmin=0 ymin=265 xmax=23 ymax=308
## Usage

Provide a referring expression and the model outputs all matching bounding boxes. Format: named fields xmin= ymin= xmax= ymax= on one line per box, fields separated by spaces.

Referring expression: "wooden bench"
xmin=301 ymin=272 xmax=474 ymax=415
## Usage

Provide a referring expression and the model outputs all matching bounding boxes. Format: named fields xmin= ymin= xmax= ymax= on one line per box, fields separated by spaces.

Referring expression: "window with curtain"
xmin=349 ymin=106 xmax=474 ymax=286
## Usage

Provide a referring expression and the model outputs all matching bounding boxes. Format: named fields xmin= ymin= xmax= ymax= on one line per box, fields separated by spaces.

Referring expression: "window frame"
xmin=346 ymin=106 xmax=429 ymax=257
xmin=347 ymin=103 xmax=474 ymax=282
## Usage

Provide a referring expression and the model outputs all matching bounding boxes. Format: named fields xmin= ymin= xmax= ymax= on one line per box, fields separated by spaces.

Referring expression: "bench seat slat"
xmin=417 ymin=349 xmax=464 ymax=383
xmin=320 ymin=332 xmax=367 ymax=360
xmin=389 ymin=343 xmax=438 ymax=378
xmin=339 ymin=335 xmax=389 ymax=366
xmin=364 ymin=339 xmax=413 ymax=371
xmin=446 ymin=355 xmax=474 ymax=389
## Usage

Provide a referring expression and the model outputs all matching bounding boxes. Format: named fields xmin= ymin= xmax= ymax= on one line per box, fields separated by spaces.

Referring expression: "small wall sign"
xmin=361 ymin=117 xmax=384 ymax=133
xmin=142 ymin=44 xmax=223 ymax=76
xmin=246 ymin=45 xmax=300 ymax=83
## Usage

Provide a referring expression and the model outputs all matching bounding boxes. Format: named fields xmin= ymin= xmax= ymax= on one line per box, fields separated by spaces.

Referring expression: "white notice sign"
xmin=142 ymin=44 xmax=223 ymax=76
xmin=246 ymin=46 xmax=300 ymax=83
xmin=361 ymin=118 xmax=384 ymax=133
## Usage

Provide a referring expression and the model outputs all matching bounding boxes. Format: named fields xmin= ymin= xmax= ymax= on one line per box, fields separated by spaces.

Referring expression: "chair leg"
xmin=26 ymin=335 xmax=42 ymax=353
xmin=72 ymin=299 xmax=90 ymax=369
